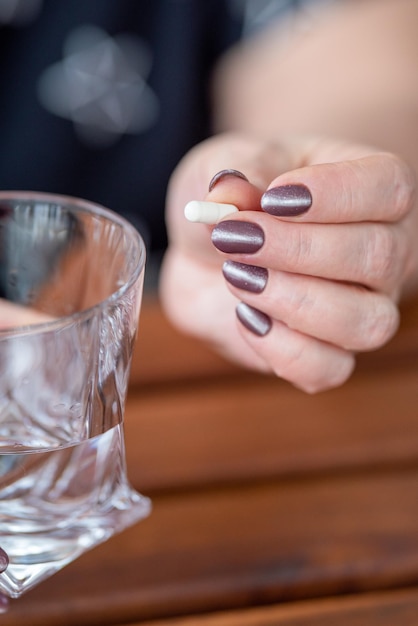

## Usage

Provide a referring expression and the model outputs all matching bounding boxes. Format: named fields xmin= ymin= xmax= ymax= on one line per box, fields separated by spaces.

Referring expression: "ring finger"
xmin=222 ymin=261 xmax=400 ymax=351
xmin=211 ymin=214 xmax=406 ymax=296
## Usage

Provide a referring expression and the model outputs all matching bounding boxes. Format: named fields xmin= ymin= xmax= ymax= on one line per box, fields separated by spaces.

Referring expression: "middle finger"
xmin=211 ymin=213 xmax=405 ymax=294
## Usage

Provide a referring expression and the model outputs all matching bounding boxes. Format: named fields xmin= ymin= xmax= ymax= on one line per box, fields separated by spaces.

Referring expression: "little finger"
xmin=235 ymin=302 xmax=355 ymax=393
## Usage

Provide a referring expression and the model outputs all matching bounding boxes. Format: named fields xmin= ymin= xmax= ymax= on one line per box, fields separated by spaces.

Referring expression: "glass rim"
xmin=0 ymin=190 xmax=146 ymax=337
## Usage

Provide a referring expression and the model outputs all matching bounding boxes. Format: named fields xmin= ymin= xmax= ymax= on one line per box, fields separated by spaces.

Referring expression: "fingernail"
xmin=211 ymin=220 xmax=264 ymax=254
xmin=0 ymin=547 xmax=8 ymax=572
xmin=261 ymin=184 xmax=312 ymax=216
xmin=209 ymin=169 xmax=248 ymax=192
xmin=223 ymin=261 xmax=268 ymax=293
xmin=236 ymin=302 xmax=272 ymax=336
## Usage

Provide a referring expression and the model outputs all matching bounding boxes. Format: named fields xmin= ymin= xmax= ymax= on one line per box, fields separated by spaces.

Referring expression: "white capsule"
xmin=184 ymin=200 xmax=239 ymax=224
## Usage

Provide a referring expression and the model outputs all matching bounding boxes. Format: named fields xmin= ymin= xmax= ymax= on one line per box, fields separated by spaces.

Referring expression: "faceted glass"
xmin=0 ymin=192 xmax=150 ymax=599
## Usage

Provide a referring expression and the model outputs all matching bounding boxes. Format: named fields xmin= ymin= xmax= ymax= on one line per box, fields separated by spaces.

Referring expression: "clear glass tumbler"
xmin=0 ymin=192 xmax=150 ymax=599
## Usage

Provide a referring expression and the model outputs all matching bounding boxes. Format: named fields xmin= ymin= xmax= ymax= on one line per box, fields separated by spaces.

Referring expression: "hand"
xmin=160 ymin=133 xmax=417 ymax=392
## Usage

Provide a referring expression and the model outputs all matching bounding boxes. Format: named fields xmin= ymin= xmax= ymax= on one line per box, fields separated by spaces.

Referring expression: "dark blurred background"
xmin=0 ymin=0 xmax=242 ymax=285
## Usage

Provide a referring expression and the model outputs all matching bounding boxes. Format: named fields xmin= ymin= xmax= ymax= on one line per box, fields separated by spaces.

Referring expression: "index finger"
xmin=261 ymin=153 xmax=416 ymax=224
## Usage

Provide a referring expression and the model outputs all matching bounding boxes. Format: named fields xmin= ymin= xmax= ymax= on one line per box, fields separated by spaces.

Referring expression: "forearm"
xmin=213 ymin=0 xmax=418 ymax=164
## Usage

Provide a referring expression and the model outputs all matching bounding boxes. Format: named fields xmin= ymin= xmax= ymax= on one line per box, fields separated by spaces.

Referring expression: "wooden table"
xmin=3 ymin=294 xmax=418 ymax=625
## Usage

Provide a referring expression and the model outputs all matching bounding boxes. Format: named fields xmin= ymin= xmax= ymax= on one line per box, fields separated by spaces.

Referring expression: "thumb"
xmin=165 ymin=133 xmax=297 ymax=260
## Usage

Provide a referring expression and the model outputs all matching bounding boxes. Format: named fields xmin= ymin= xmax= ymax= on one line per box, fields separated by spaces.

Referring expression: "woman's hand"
xmin=160 ymin=133 xmax=417 ymax=392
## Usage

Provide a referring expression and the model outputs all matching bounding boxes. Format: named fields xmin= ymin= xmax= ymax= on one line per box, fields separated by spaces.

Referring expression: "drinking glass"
xmin=0 ymin=191 xmax=150 ymax=599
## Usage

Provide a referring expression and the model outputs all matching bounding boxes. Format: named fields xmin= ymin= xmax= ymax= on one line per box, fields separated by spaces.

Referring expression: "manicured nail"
xmin=223 ymin=261 xmax=268 ymax=293
xmin=211 ymin=220 xmax=264 ymax=254
xmin=209 ymin=169 xmax=248 ymax=192
xmin=236 ymin=302 xmax=272 ymax=336
xmin=261 ymin=184 xmax=312 ymax=216
xmin=0 ymin=547 xmax=8 ymax=573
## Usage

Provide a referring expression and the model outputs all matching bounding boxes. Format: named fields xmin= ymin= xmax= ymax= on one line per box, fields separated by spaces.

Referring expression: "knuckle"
xmin=383 ymin=153 xmax=416 ymax=219
xmin=360 ymin=299 xmax=400 ymax=350
xmin=272 ymin=336 xmax=355 ymax=394
xmin=272 ymin=342 xmax=305 ymax=377
xmin=286 ymin=284 xmax=314 ymax=319
xmin=364 ymin=225 xmax=401 ymax=286
xmin=283 ymin=226 xmax=313 ymax=270
xmin=293 ymin=354 xmax=355 ymax=394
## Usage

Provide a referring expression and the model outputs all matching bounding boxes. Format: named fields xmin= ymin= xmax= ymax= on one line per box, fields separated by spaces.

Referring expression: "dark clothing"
xmin=0 ymin=0 xmax=321 ymax=271
xmin=0 ymin=0 xmax=241 ymax=260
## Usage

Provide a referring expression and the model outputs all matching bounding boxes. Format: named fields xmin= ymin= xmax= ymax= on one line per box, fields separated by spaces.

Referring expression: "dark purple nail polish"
xmin=209 ymin=169 xmax=248 ymax=192
xmin=236 ymin=302 xmax=272 ymax=337
xmin=223 ymin=261 xmax=268 ymax=293
xmin=211 ymin=220 xmax=264 ymax=254
xmin=0 ymin=547 xmax=8 ymax=573
xmin=261 ymin=184 xmax=312 ymax=216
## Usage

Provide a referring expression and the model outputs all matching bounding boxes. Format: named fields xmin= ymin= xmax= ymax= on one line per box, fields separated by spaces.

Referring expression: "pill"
xmin=184 ymin=200 xmax=239 ymax=224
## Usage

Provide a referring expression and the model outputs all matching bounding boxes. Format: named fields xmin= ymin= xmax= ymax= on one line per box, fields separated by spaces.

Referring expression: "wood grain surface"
xmin=125 ymin=364 xmax=418 ymax=493
xmin=2 ymin=294 xmax=418 ymax=625
xmin=5 ymin=468 xmax=418 ymax=625
xmin=122 ymin=589 xmax=418 ymax=626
